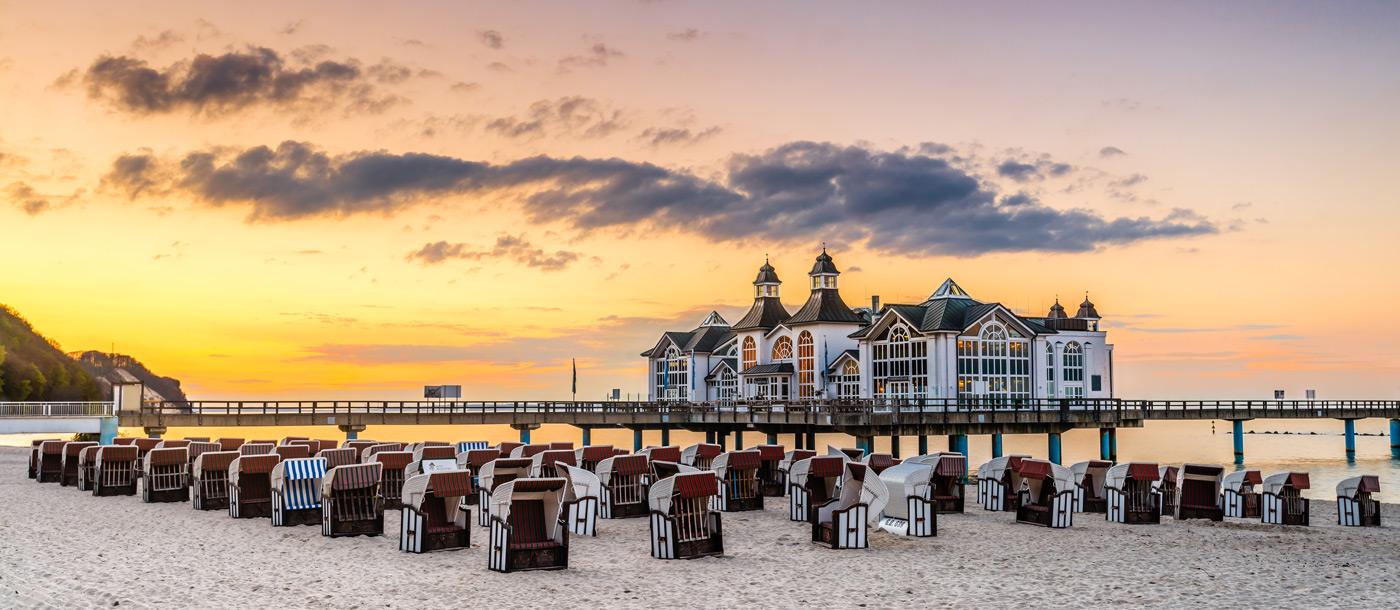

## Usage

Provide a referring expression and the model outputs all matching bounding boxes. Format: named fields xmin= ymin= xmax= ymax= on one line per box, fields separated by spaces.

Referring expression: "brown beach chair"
xmin=142 ymin=447 xmax=191 ymax=503
xmin=649 ymin=472 xmax=724 ymax=559
xmin=322 ymin=462 xmax=385 ymax=537
xmin=400 ymin=469 xmax=473 ymax=552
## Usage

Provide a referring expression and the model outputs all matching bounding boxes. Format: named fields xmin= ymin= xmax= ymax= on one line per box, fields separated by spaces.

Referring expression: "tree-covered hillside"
xmin=0 ymin=305 xmax=102 ymax=401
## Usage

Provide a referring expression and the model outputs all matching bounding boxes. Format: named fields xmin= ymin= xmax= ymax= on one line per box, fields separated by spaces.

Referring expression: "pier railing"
xmin=0 ymin=401 xmax=115 ymax=417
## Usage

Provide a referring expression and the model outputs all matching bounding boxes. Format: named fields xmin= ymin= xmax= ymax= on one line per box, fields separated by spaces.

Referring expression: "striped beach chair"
xmin=315 ymin=439 xmax=339 ymax=450
xmin=548 ymin=442 xmax=574 ymax=451
xmin=400 ymin=469 xmax=473 ymax=552
xmin=649 ymin=471 xmax=723 ymax=559
xmin=1105 ymin=463 xmax=1161 ymax=524
xmin=876 ymin=462 xmax=937 ymax=538
xmin=76 ymin=445 xmax=102 ymax=491
xmin=1175 ymin=464 xmax=1225 ymax=521
xmin=36 ymin=440 xmax=66 ymax=483
xmin=596 ymin=454 xmax=650 ymax=519
xmin=322 ymin=462 xmax=384 ymax=537
xmin=775 ymin=449 xmax=815 ymax=498
xmin=789 ymin=455 xmax=845 ymax=523
xmin=239 ymin=442 xmax=275 ymax=456
xmin=275 ymin=444 xmax=311 ymax=461
xmin=130 ymin=438 xmax=159 ymax=476
xmin=813 ymin=461 xmax=888 ymax=549
xmin=907 ymin=452 xmax=966 ymax=513
xmin=186 ymin=442 xmax=221 ymax=476
xmin=862 ymin=453 xmax=900 ymax=475
xmin=113 ymin=438 xmax=137 ymax=446
xmin=754 ymin=445 xmax=787 ymax=497
xmin=477 ymin=458 xmax=533 ymax=526
xmin=457 ymin=441 xmax=488 ymax=455
xmin=318 ymin=448 xmax=358 ymax=470
xmin=405 ymin=445 xmax=457 ymax=479
xmin=1337 ymin=475 xmax=1381 ymax=527
xmin=530 ymin=449 xmax=577 ymax=479
xmin=977 ymin=455 xmax=1030 ymax=512
xmin=642 ymin=446 xmax=683 ymax=482
xmin=455 ymin=448 xmax=501 ymax=505
xmin=60 ymin=442 xmax=98 ymax=487
xmin=92 ymin=445 xmax=140 ymax=496
xmin=560 ymin=464 xmax=601 ymax=536
xmin=576 ymin=445 xmax=614 ymax=472
xmin=712 ymin=450 xmax=763 ymax=512
xmin=344 ymin=440 xmax=376 ymax=460
xmin=1014 ymin=459 xmax=1075 ymax=529
xmin=28 ymin=439 xmax=60 ymax=479
xmin=192 ymin=451 xmax=239 ymax=511
xmin=142 ymin=447 xmax=190 ymax=503
xmin=216 ymin=438 xmax=245 ymax=452
xmin=494 ymin=441 xmax=524 ymax=457
xmin=1221 ymin=470 xmax=1263 ymax=518
xmin=510 ymin=443 xmax=549 ymax=459
xmin=228 ymin=453 xmax=282 ymax=518
xmin=154 ymin=439 xmax=191 ymax=450
xmin=360 ymin=442 xmax=404 ymax=463
xmin=487 ymin=478 xmax=570 ymax=572
xmin=271 ymin=457 xmax=328 ymax=526
xmin=1070 ymin=460 xmax=1113 ymax=514
xmin=681 ymin=443 xmax=723 ymax=470
xmin=1154 ymin=466 xmax=1180 ymax=517
xmin=1260 ymin=471 xmax=1310 ymax=526
xmin=373 ymin=450 xmax=414 ymax=510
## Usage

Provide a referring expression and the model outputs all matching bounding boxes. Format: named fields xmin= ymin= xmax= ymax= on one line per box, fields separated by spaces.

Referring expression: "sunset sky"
xmin=2 ymin=1 xmax=1397 ymax=401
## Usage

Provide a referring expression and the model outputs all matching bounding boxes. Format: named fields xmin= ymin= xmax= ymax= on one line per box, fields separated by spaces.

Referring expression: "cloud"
xmin=1252 ymin=334 xmax=1304 ymax=341
xmin=103 ymin=140 xmax=1220 ymax=256
xmin=477 ymin=30 xmax=505 ymax=49
xmin=485 ymin=96 xmax=628 ymax=139
xmin=1099 ymin=146 xmax=1127 ymax=158
xmin=130 ymin=30 xmax=184 ymax=53
xmin=77 ymin=46 xmax=404 ymax=118
xmin=996 ymin=160 xmax=1038 ymax=181
xmin=637 ymin=126 xmax=721 ymax=147
xmin=278 ymin=20 xmax=304 ymax=35
xmin=557 ymin=43 xmax=624 ymax=73
xmin=5 ymin=182 xmax=50 ymax=215
xmin=668 ymin=28 xmax=704 ymax=42
xmin=406 ymin=234 xmax=583 ymax=271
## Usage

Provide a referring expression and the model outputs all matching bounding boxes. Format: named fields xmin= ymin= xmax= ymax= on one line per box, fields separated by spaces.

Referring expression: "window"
xmin=797 ymin=331 xmax=816 ymax=398
xmin=771 ymin=336 xmax=793 ymax=362
xmin=956 ymin=321 xmax=1031 ymax=402
xmin=873 ymin=324 xmax=927 ymax=399
xmin=756 ymin=285 xmax=778 ymax=297
xmin=661 ymin=346 xmax=689 ymax=401
xmin=742 ymin=336 xmax=757 ymax=371
xmin=810 ymin=275 xmax=836 ymax=289
xmin=1063 ymin=342 xmax=1083 ymax=383
xmin=1091 ymin=375 xmax=1102 ymax=393
xmin=1045 ymin=342 xmax=1055 ymax=397
xmin=718 ymin=369 xmax=738 ymax=404
xmin=837 ymin=360 xmax=861 ymax=399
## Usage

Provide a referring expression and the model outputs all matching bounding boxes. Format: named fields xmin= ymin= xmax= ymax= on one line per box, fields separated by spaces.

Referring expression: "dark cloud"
xmin=668 ymin=28 xmax=704 ymax=42
xmin=78 ymin=46 xmax=404 ymax=118
xmin=406 ymin=235 xmax=583 ymax=271
xmin=996 ymin=160 xmax=1038 ymax=181
xmin=104 ymin=140 xmax=1219 ymax=256
xmin=450 ymin=81 xmax=481 ymax=93
xmin=477 ymin=30 xmax=505 ymax=49
xmin=557 ymin=43 xmax=623 ymax=73
xmin=1099 ymin=146 xmax=1127 ymax=158
xmin=485 ymin=96 xmax=628 ymax=139
xmin=637 ymin=126 xmax=721 ymax=147
xmin=5 ymin=182 xmax=50 ymax=215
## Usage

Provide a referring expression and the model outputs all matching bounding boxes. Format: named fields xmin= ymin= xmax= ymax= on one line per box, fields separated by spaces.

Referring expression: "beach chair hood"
xmin=321 ymin=462 xmax=383 ymax=497
xmin=595 ymin=454 xmax=648 ymax=486
xmin=271 ymin=457 xmax=328 ymax=509
xmin=457 ymin=448 xmax=502 ymax=470
xmin=531 ymin=450 xmax=578 ymax=477
xmin=239 ymin=443 xmax=275 ymax=456
xmin=490 ymin=478 xmax=567 ymax=539
xmin=790 ymin=455 xmax=846 ymax=489
xmin=1337 ymin=475 xmax=1379 ymax=498
xmin=1105 ymin=462 xmax=1159 ymax=489
xmin=649 ymin=471 xmax=719 ymax=515
xmin=878 ymin=462 xmax=934 ymax=520
xmin=228 ymin=454 xmax=281 ymax=486
xmin=479 ymin=458 xmax=533 ymax=491
xmin=681 ymin=443 xmax=722 ymax=466
xmin=641 ymin=446 xmax=681 ymax=463
xmin=712 ymin=450 xmax=761 ymax=480
xmin=839 ymin=462 xmax=889 ymax=526
xmin=402 ymin=469 xmax=473 ymax=510
xmin=318 ymin=448 xmax=358 ymax=470
xmin=1262 ymin=472 xmax=1310 ymax=495
xmin=143 ymin=447 xmax=189 ymax=476
xmin=193 ymin=451 xmax=238 ymax=474
xmin=1223 ymin=470 xmax=1262 ymax=492
xmin=561 ymin=464 xmax=602 ymax=503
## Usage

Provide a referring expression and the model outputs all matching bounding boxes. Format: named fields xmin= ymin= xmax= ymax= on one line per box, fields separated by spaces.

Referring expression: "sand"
xmin=2 ymin=446 xmax=1396 ymax=609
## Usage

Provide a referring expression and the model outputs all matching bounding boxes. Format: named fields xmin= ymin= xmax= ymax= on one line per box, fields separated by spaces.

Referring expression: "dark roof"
xmin=786 ymin=289 xmax=864 ymax=325
xmin=848 ymin=298 xmax=1049 ymax=339
xmin=732 ymin=297 xmax=791 ymax=331
xmin=1046 ymin=299 xmax=1067 ymax=319
xmin=1076 ymin=296 xmax=1101 ymax=319
xmin=809 ymin=249 xmax=839 ymax=275
xmin=826 ymin=349 xmax=859 ymax=373
xmin=754 ymin=260 xmax=780 ymax=284
xmin=641 ymin=326 xmax=734 ymax=357
xmin=739 ymin=363 xmax=795 ymax=376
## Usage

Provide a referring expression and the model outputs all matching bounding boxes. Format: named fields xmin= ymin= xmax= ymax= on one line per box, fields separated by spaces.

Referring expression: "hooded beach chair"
xmin=477 ymin=458 xmax=534 ymax=526
xmin=456 ymin=448 xmax=501 ymax=505
xmin=373 ymin=450 xmax=414 ymax=510
xmin=318 ymin=447 xmax=358 ymax=470
xmin=596 ymin=454 xmax=650 ymax=518
xmin=400 ymin=469 xmax=473 ymax=552
xmin=1105 ymin=463 xmax=1161 ymax=524
xmin=113 ymin=438 xmax=137 ymax=445
xmin=61 ymin=441 xmax=98 ymax=487
xmin=531 ymin=449 xmax=577 ymax=479
xmin=977 ymin=455 xmax=1030 ymax=511
xmin=681 ymin=443 xmax=722 ymax=469
xmin=92 ymin=445 xmax=140 ymax=496
xmin=228 ymin=453 xmax=282 ymax=518
xmin=130 ymin=438 xmax=159 ymax=475
xmin=239 ymin=442 xmax=275 ymax=456
xmin=1014 ymin=459 xmax=1075 ymax=528
xmin=316 ymin=439 xmax=338 ymax=450
xmin=877 ymin=462 xmax=937 ymax=537
xmin=216 ymin=438 xmax=245 ymax=452
xmin=560 ymin=464 xmax=601 ymax=536
xmin=192 ymin=451 xmax=238 ymax=511
xmin=275 ymin=444 xmax=311 ymax=461
xmin=37 ymin=440 xmax=66 ymax=483
xmin=1070 ymin=460 xmax=1113 ymax=513
xmin=76 ymin=445 xmax=102 ymax=491
xmin=360 ymin=442 xmax=404 ymax=463
xmin=154 ymin=439 xmax=190 ymax=450
xmin=29 ymin=439 xmax=60 ymax=479
xmin=344 ymin=440 xmax=376 ymax=459
xmin=830 ymin=446 xmax=864 ymax=461
xmin=776 ymin=449 xmax=816 ymax=497
xmin=271 ymin=457 xmax=328 ymax=526
xmin=641 ymin=446 xmax=683 ymax=481
xmin=281 ymin=436 xmax=309 ymax=446
xmin=494 ymin=441 xmax=524 ymax=457
xmin=907 ymin=452 xmax=967 ymax=513
xmin=186 ymin=441 xmax=220 ymax=475
xmin=1221 ymin=470 xmax=1263 ymax=518
xmin=576 ymin=445 xmax=615 ymax=472
xmin=549 ymin=442 xmax=574 ymax=451
xmin=1154 ymin=466 xmax=1180 ymax=517
xmin=142 ymin=447 xmax=190 ymax=503
xmin=322 ymin=462 xmax=385 ymax=537
xmin=1175 ymin=464 xmax=1225 ymax=521
xmin=789 ymin=455 xmax=846 ymax=522
xmin=649 ymin=471 xmax=724 ymax=559
xmin=487 ymin=478 xmax=570 ymax=572
xmin=510 ymin=443 xmax=549 ymax=459
xmin=755 ymin=445 xmax=787 ymax=497
xmin=712 ymin=449 xmax=763 ymax=512
xmin=813 ymin=461 xmax=888 ymax=549
xmin=862 ymin=453 xmax=900 ymax=475
xmin=457 ymin=441 xmax=488 ymax=455
xmin=1261 ymin=471 xmax=1310 ymax=525
xmin=1337 ymin=475 xmax=1381 ymax=527
xmin=405 ymin=445 xmax=457 ymax=479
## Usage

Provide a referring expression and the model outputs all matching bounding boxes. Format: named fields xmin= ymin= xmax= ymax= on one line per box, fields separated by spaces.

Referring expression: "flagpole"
xmin=572 ymin=357 xmax=577 ymax=405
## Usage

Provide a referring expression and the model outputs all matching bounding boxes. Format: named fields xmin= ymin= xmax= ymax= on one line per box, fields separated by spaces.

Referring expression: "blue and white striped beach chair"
xmin=271 ymin=457 xmax=327 ymax=526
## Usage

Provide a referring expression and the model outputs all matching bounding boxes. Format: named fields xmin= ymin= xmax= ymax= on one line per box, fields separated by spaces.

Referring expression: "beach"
xmin=2 ymin=447 xmax=1397 ymax=609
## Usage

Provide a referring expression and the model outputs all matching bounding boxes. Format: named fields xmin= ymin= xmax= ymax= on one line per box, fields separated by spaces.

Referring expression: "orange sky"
xmin=1 ymin=1 xmax=1397 ymax=400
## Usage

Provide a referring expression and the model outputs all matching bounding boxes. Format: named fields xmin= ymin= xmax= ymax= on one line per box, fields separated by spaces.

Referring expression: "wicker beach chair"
xmin=862 ymin=453 xmax=900 ymax=475
xmin=372 ymin=450 xmax=413 ymax=511
xmin=36 ymin=440 xmax=66 ymax=483
xmin=321 ymin=462 xmax=384 ymax=537
xmin=712 ymin=450 xmax=763 ymax=512
xmin=876 ymin=462 xmax=937 ymax=537
xmin=596 ymin=454 xmax=650 ymax=519
xmin=487 ymin=478 xmax=570 ymax=572
xmin=681 ymin=443 xmax=723 ymax=469
xmin=1014 ymin=459 xmax=1075 ymax=528
xmin=1221 ymin=470 xmax=1263 ymax=518
xmin=400 ymin=469 xmax=473 ymax=552
xmin=559 ymin=464 xmax=601 ymax=536
xmin=549 ymin=442 xmax=574 ymax=451
xmin=92 ymin=445 xmax=140 ymax=496
xmin=1261 ymin=471 xmax=1310 ymax=526
xmin=813 ymin=461 xmax=888 ymax=549
xmin=29 ymin=439 xmax=60 ymax=479
xmin=142 ymin=447 xmax=190 ymax=503
xmin=405 ymin=445 xmax=457 ymax=479
xmin=216 ymin=438 xmax=245 ymax=452
xmin=61 ymin=442 xmax=98 ymax=487
xmin=1069 ymin=460 xmax=1113 ymax=514
xmin=1105 ymin=463 xmax=1161 ymax=524
xmin=456 ymin=441 xmax=488 ymax=455
xmin=776 ymin=449 xmax=815 ymax=498
xmin=494 ymin=441 xmax=524 ymax=457
xmin=271 ymin=457 xmax=328 ymax=526
xmin=1174 ymin=464 xmax=1225 ymax=521
xmin=343 ymin=440 xmax=376 ymax=460
xmin=754 ymin=445 xmax=787 ymax=497
xmin=275 ymin=444 xmax=311 ymax=461
xmin=318 ymin=448 xmax=358 ymax=470
xmin=641 ymin=446 xmax=682 ymax=482
xmin=789 ymin=455 xmax=846 ymax=523
xmin=228 ymin=453 xmax=282 ymax=518
xmin=455 ymin=448 xmax=501 ymax=505
xmin=576 ymin=445 xmax=615 ymax=472
xmin=1337 ymin=475 xmax=1381 ymax=527
xmin=76 ymin=445 xmax=101 ymax=492
xmin=530 ymin=449 xmax=577 ymax=479
xmin=154 ymin=439 xmax=190 ymax=450
xmin=477 ymin=458 xmax=534 ymax=526
xmin=192 ymin=451 xmax=238 ymax=511
xmin=1154 ymin=466 xmax=1180 ymax=517
xmin=238 ymin=442 xmax=275 ymax=456
xmin=649 ymin=471 xmax=724 ymax=559
xmin=976 ymin=455 xmax=1030 ymax=512
xmin=130 ymin=438 xmax=159 ymax=475
xmin=360 ymin=442 xmax=404 ymax=464
xmin=186 ymin=441 xmax=220 ymax=475
xmin=907 ymin=452 xmax=966 ymax=513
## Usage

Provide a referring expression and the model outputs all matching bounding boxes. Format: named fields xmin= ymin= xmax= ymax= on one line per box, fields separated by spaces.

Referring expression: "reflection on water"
xmin=3 ymin=417 xmax=1393 ymax=501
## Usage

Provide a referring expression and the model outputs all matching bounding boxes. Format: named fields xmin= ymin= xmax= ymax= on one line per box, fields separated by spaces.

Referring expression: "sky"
xmin=1 ymin=1 xmax=1398 ymax=401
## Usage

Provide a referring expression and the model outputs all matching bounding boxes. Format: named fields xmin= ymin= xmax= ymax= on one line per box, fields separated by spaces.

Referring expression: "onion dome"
xmin=1047 ymin=299 xmax=1067 ymax=319
xmin=809 ymin=248 xmax=839 ymax=275
xmin=1076 ymin=294 xmax=1100 ymax=319
xmin=754 ymin=259 xmax=781 ymax=285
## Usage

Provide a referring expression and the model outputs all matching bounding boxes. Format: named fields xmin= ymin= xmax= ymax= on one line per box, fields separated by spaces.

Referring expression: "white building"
xmin=642 ymin=250 xmax=1113 ymax=403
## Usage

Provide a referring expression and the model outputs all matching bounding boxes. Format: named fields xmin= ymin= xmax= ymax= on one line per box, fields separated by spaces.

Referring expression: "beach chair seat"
xmin=812 ymin=461 xmax=887 ymax=548
xmin=1221 ymin=470 xmax=1262 ymax=518
xmin=373 ymin=450 xmax=413 ymax=510
xmin=228 ymin=454 xmax=281 ymax=518
xmin=488 ymin=479 xmax=570 ymax=571
xmin=271 ymin=458 xmax=328 ymax=526
xmin=37 ymin=441 xmax=66 ymax=483
xmin=790 ymin=455 xmax=844 ymax=522
xmin=142 ymin=447 xmax=191 ymax=503
xmin=1174 ymin=464 xmax=1225 ymax=521
xmin=76 ymin=445 xmax=102 ymax=492
xmin=597 ymin=454 xmax=650 ymax=519
xmin=976 ymin=455 xmax=1029 ymax=512
xmin=1014 ymin=459 xmax=1075 ymax=529
xmin=29 ymin=439 xmax=60 ymax=479
xmin=92 ymin=445 xmax=140 ymax=496
xmin=681 ymin=443 xmax=722 ymax=470
xmin=1261 ymin=472 xmax=1310 ymax=526
xmin=712 ymin=450 xmax=763 ymax=512
xmin=906 ymin=452 xmax=967 ymax=514
xmin=192 ymin=451 xmax=238 ymax=511
xmin=1105 ymin=463 xmax=1161 ymax=524
xmin=649 ymin=472 xmax=724 ymax=559
xmin=61 ymin=442 xmax=98 ymax=487
xmin=476 ymin=458 xmax=533 ymax=526
xmin=1337 ymin=475 xmax=1381 ymax=527
xmin=455 ymin=448 xmax=501 ymax=506
xmin=754 ymin=445 xmax=787 ymax=497
xmin=322 ymin=462 xmax=384 ymax=537
xmin=559 ymin=465 xmax=601 ymax=536
xmin=877 ymin=460 xmax=941 ymax=538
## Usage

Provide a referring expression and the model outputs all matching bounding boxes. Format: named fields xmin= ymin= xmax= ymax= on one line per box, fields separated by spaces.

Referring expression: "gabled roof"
xmin=640 ymin=326 xmax=734 ymax=357
xmin=848 ymin=297 xmax=1046 ymax=340
xmin=763 ymin=322 xmax=793 ymax=339
xmin=641 ymin=331 xmax=694 ymax=357
xmin=826 ymin=349 xmax=859 ymax=373
xmin=706 ymin=358 xmax=738 ymax=381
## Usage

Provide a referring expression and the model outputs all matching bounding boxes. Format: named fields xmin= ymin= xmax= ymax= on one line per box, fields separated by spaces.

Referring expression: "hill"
xmin=0 ymin=305 xmax=102 ymax=401
xmin=70 ymin=350 xmax=189 ymax=405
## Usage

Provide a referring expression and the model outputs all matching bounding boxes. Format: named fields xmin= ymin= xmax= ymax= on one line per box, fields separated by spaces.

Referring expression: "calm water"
xmin=5 ymin=418 xmax=1394 ymax=501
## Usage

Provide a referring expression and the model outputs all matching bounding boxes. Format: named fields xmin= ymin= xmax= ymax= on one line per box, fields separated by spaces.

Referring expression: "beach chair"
xmin=576 ymin=445 xmax=615 ymax=472
xmin=360 ymin=442 xmax=404 ymax=463
xmin=649 ymin=471 xmax=724 ymax=559
xmin=344 ymin=440 xmax=376 ymax=459
xmin=510 ymin=443 xmax=549 ymax=459
xmin=596 ymin=454 xmax=650 ymax=518
xmin=216 ymin=438 xmax=245 ymax=452
xmin=477 ymin=458 xmax=534 ymax=526
xmin=36 ymin=440 xmax=66 ymax=483
xmin=830 ymin=446 xmax=864 ymax=461
xmin=1337 ymin=475 xmax=1381 ymax=527
xmin=877 ymin=462 xmax=937 ymax=537
xmin=681 ymin=443 xmax=723 ymax=469
xmin=976 ymin=455 xmax=1030 ymax=512
xmin=1105 ymin=463 xmax=1161 ymax=524
xmin=549 ymin=442 xmax=574 ymax=451
xmin=142 ymin=447 xmax=190 ymax=503
xmin=789 ymin=455 xmax=846 ymax=522
xmin=862 ymin=453 xmax=900 ymax=475
xmin=559 ymin=464 xmax=602 ymax=536
xmin=318 ymin=447 xmax=358 ymax=470
xmin=184 ymin=437 xmax=210 ymax=442
xmin=641 ymin=446 xmax=682 ymax=481
xmin=271 ymin=457 xmax=328 ymax=526
xmin=113 ymin=438 xmax=137 ymax=445
xmin=813 ymin=461 xmax=888 ymax=549
xmin=316 ymin=439 xmax=339 ymax=450
xmin=712 ymin=450 xmax=763 ymax=512
xmin=457 ymin=441 xmax=489 ymax=455
xmin=1014 ymin=459 xmax=1075 ymax=528
xmin=130 ymin=438 xmax=159 ymax=476
xmin=755 ymin=445 xmax=787 ymax=497
xmin=60 ymin=442 xmax=98 ymax=487
xmin=488 ymin=478 xmax=571 ymax=572
xmin=192 ymin=451 xmax=238 ymax=511
xmin=908 ymin=452 xmax=967 ymax=513
xmin=1261 ymin=472 xmax=1310 ymax=526
xmin=322 ymin=462 xmax=385 ymax=537
xmin=405 ymin=445 xmax=457 ymax=479
xmin=400 ymin=469 xmax=474 ymax=552
xmin=186 ymin=441 xmax=220 ymax=475
xmin=239 ymin=442 xmax=276 ymax=456
xmin=154 ymin=439 xmax=191 ymax=450
xmin=281 ymin=436 xmax=310 ymax=446
xmin=776 ymin=449 xmax=816 ymax=498
xmin=455 ymin=448 xmax=501 ymax=505
xmin=1154 ymin=466 xmax=1180 ymax=517
xmin=531 ymin=449 xmax=577 ymax=479
xmin=228 ymin=454 xmax=282 ymax=518
xmin=1070 ymin=460 xmax=1113 ymax=513
xmin=1221 ymin=470 xmax=1263 ymax=518
xmin=76 ymin=445 xmax=101 ymax=492
xmin=1175 ymin=464 xmax=1225 ymax=521
xmin=275 ymin=444 xmax=311 ymax=461
xmin=494 ymin=441 xmax=524 ymax=457
xmin=29 ymin=439 xmax=59 ymax=479
xmin=248 ymin=439 xmax=278 ymax=445
xmin=91 ymin=445 xmax=140 ymax=496
xmin=373 ymin=451 xmax=414 ymax=510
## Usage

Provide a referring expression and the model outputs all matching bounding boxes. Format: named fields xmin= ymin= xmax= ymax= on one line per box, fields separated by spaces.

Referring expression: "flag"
xmin=572 ymin=358 xmax=577 ymax=395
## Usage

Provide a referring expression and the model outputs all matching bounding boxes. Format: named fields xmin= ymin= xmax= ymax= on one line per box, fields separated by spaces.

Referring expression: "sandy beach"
xmin=2 ymin=446 xmax=1396 ymax=609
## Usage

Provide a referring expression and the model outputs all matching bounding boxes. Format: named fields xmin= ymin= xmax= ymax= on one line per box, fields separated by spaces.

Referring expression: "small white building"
xmin=642 ymin=251 xmax=1112 ymax=403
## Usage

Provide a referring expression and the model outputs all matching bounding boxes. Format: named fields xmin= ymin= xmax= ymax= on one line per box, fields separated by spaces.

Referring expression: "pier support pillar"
xmin=766 ymin=433 xmax=778 ymax=445
xmin=1392 ymin=419 xmax=1400 ymax=459
xmin=660 ymin=428 xmax=670 ymax=447
xmin=734 ymin=431 xmax=743 ymax=450
xmin=143 ymin=426 xmax=166 ymax=439
xmin=806 ymin=431 xmax=816 ymax=451
xmin=1109 ymin=428 xmax=1117 ymax=461
xmin=98 ymin=417 xmax=118 ymax=445
xmin=512 ymin=423 xmax=539 ymax=444
xmin=992 ymin=434 xmax=1003 ymax=459
xmin=1232 ymin=420 xmax=1244 ymax=464
xmin=581 ymin=428 xmax=591 ymax=446
xmin=1099 ymin=428 xmax=1112 ymax=461
xmin=890 ymin=435 xmax=901 ymax=459
xmin=793 ymin=432 xmax=803 ymax=450
xmin=338 ymin=424 xmax=366 ymax=440
xmin=1344 ymin=419 xmax=1356 ymax=461
xmin=856 ymin=436 xmax=873 ymax=457
xmin=717 ymin=431 xmax=727 ymax=452
xmin=918 ymin=435 xmax=928 ymax=456
xmin=706 ymin=430 xmax=715 ymax=444
xmin=948 ymin=434 xmax=967 ymax=456
xmin=1048 ymin=432 xmax=1062 ymax=465
xmin=634 ymin=428 xmax=643 ymax=452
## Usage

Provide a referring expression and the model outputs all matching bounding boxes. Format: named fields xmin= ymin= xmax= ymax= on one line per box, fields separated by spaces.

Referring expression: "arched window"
xmin=797 ymin=331 xmax=815 ymax=398
xmin=742 ymin=336 xmax=757 ymax=371
xmin=663 ymin=346 xmax=688 ymax=401
xmin=771 ymin=336 xmax=793 ymax=362
xmin=1063 ymin=341 xmax=1083 ymax=389
xmin=873 ymin=323 xmax=927 ymax=398
xmin=1045 ymin=342 xmax=1055 ymax=397
xmin=718 ymin=368 xmax=737 ymax=405
xmin=956 ymin=319 xmax=1030 ymax=401
xmin=838 ymin=360 xmax=860 ymax=399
